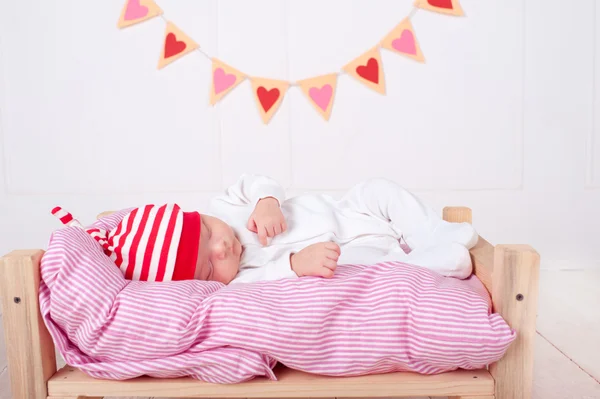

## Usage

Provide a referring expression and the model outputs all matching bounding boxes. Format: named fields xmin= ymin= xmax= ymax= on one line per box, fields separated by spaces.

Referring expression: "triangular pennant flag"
xmin=380 ymin=18 xmax=425 ymax=63
xmin=343 ymin=47 xmax=386 ymax=95
xmin=157 ymin=22 xmax=199 ymax=70
xmin=210 ymin=59 xmax=246 ymax=105
xmin=117 ymin=0 xmax=163 ymax=29
xmin=414 ymin=0 xmax=464 ymax=16
xmin=251 ymin=78 xmax=289 ymax=124
xmin=298 ymin=74 xmax=338 ymax=121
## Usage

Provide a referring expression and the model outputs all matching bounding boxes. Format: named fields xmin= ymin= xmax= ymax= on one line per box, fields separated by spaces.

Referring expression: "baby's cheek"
xmin=193 ymin=254 xmax=211 ymax=280
xmin=216 ymin=260 xmax=240 ymax=284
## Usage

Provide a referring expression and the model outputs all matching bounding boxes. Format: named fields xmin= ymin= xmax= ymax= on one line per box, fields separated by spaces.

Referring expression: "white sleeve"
xmin=211 ymin=174 xmax=286 ymax=210
xmin=231 ymin=250 xmax=298 ymax=284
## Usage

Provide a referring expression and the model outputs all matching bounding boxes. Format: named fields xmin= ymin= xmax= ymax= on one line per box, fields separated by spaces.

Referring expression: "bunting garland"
xmin=380 ymin=19 xmax=425 ymax=63
xmin=414 ymin=0 xmax=464 ymax=16
xmin=210 ymin=59 xmax=246 ymax=106
xmin=251 ymin=78 xmax=290 ymax=124
xmin=157 ymin=22 xmax=199 ymax=69
xmin=117 ymin=0 xmax=464 ymax=124
xmin=117 ymin=0 xmax=162 ymax=28
xmin=343 ymin=47 xmax=386 ymax=95
xmin=298 ymin=74 xmax=338 ymax=121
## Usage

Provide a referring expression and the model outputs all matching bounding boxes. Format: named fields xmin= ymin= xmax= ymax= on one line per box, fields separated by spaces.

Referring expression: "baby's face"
xmin=194 ymin=215 xmax=242 ymax=284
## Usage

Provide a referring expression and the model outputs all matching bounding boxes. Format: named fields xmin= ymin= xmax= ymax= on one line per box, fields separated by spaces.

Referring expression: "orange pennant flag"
xmin=381 ymin=18 xmax=425 ymax=63
xmin=343 ymin=47 xmax=386 ymax=95
xmin=157 ymin=22 xmax=199 ymax=70
xmin=251 ymin=78 xmax=289 ymax=124
xmin=298 ymin=74 xmax=338 ymax=121
xmin=117 ymin=0 xmax=163 ymax=29
xmin=414 ymin=0 xmax=464 ymax=16
xmin=210 ymin=59 xmax=246 ymax=105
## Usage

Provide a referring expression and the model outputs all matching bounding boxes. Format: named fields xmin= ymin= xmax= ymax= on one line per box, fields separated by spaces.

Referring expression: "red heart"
xmin=164 ymin=33 xmax=186 ymax=58
xmin=427 ymin=0 xmax=453 ymax=9
xmin=356 ymin=58 xmax=379 ymax=84
xmin=257 ymin=87 xmax=280 ymax=112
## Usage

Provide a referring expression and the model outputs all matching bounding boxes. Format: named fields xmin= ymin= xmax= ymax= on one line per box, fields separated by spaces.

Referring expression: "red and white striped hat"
xmin=51 ymin=204 xmax=201 ymax=282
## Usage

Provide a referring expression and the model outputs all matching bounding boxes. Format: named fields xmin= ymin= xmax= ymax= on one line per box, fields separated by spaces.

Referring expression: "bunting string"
xmin=117 ymin=0 xmax=464 ymax=124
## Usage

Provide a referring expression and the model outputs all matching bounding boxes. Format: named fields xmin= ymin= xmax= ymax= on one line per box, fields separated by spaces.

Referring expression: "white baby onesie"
xmin=207 ymin=174 xmax=479 ymax=284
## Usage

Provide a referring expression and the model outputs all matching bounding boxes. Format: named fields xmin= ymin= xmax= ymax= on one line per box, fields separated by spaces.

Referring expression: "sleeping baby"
xmin=53 ymin=174 xmax=478 ymax=284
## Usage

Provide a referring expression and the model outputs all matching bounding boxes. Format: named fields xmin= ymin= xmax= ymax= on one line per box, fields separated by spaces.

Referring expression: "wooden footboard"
xmin=443 ymin=207 xmax=540 ymax=399
xmin=0 ymin=250 xmax=57 ymax=399
xmin=0 ymin=206 xmax=540 ymax=399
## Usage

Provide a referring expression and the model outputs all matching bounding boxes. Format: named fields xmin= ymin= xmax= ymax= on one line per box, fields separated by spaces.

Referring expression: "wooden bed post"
xmin=443 ymin=207 xmax=540 ymax=399
xmin=489 ymin=245 xmax=540 ymax=399
xmin=0 ymin=250 xmax=57 ymax=399
xmin=443 ymin=206 xmax=472 ymax=224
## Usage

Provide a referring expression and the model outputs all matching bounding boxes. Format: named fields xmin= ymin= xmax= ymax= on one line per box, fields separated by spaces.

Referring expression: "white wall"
xmin=0 ymin=0 xmax=598 ymax=269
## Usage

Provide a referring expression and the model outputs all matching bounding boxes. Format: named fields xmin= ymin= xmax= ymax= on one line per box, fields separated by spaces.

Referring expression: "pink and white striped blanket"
xmin=39 ymin=209 xmax=516 ymax=383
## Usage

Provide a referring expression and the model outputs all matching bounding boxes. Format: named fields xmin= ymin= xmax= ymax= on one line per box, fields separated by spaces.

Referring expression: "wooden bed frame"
xmin=0 ymin=206 xmax=540 ymax=399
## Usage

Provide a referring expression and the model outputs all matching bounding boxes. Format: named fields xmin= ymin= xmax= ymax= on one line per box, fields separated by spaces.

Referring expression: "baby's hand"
xmin=290 ymin=242 xmax=340 ymax=278
xmin=247 ymin=197 xmax=287 ymax=246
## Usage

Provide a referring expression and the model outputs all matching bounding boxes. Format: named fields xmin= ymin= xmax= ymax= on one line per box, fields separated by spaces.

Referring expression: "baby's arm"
xmin=208 ymin=174 xmax=288 ymax=244
xmin=231 ymin=242 xmax=341 ymax=284
xmin=215 ymin=174 xmax=286 ymax=209
xmin=231 ymin=247 xmax=298 ymax=284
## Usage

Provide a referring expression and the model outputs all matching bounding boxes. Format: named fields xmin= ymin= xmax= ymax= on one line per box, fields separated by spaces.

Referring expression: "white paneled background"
xmin=0 ymin=0 xmax=598 ymax=269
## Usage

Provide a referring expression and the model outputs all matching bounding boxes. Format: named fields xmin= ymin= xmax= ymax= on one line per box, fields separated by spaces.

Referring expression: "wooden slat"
xmin=449 ymin=396 xmax=494 ymax=399
xmin=490 ymin=245 xmax=540 ymax=399
xmin=48 ymin=366 xmax=493 ymax=398
xmin=47 ymin=396 xmax=104 ymax=399
xmin=0 ymin=250 xmax=56 ymax=399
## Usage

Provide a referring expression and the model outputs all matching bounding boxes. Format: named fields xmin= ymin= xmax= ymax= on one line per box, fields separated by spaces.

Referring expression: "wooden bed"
xmin=0 ymin=207 xmax=540 ymax=399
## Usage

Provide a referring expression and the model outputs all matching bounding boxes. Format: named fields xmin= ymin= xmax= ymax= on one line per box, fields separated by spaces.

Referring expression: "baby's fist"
xmin=290 ymin=242 xmax=341 ymax=279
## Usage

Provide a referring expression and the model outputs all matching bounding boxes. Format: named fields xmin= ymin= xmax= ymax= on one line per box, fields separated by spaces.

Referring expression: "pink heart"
xmin=309 ymin=84 xmax=333 ymax=112
xmin=213 ymin=68 xmax=237 ymax=95
xmin=392 ymin=30 xmax=417 ymax=55
xmin=124 ymin=0 xmax=149 ymax=21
